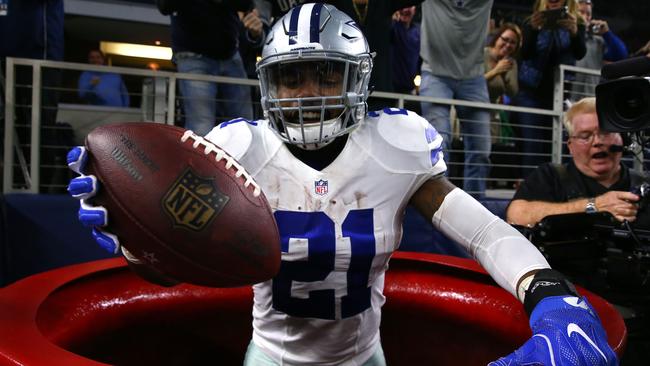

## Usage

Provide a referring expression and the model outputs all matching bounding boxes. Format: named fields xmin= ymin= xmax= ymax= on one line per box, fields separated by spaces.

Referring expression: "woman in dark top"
xmin=515 ymin=0 xmax=586 ymax=177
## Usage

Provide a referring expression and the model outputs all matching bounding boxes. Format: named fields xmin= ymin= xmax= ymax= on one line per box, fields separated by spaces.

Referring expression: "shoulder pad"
xmin=205 ymin=118 xmax=282 ymax=176
xmin=358 ymin=108 xmax=446 ymax=174
xmin=204 ymin=118 xmax=257 ymax=160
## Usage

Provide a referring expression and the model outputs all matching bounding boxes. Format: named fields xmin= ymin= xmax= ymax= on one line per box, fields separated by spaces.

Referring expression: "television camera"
xmin=596 ymin=56 xmax=650 ymax=150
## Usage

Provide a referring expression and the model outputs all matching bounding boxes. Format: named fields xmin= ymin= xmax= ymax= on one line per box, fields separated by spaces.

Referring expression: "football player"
xmin=67 ymin=4 xmax=618 ymax=365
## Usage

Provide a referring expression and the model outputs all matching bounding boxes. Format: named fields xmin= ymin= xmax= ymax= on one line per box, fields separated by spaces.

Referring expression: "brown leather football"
xmin=84 ymin=122 xmax=280 ymax=287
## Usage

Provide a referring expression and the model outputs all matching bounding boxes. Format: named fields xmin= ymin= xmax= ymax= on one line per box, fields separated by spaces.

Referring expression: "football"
xmin=84 ymin=122 xmax=281 ymax=287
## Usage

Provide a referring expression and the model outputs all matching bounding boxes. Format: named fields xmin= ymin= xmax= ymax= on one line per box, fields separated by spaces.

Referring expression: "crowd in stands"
xmin=2 ymin=0 xmax=646 ymax=196
xmin=1 ymin=0 xmax=647 ymax=200
xmin=152 ymin=0 xmax=638 ymax=199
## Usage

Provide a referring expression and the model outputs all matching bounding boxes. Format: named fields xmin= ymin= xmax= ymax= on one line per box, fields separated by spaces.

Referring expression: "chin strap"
xmin=523 ymin=269 xmax=580 ymax=315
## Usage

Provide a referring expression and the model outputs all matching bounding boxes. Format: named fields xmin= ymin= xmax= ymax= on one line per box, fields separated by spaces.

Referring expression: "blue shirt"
xmin=78 ymin=71 xmax=130 ymax=107
xmin=391 ymin=20 xmax=421 ymax=93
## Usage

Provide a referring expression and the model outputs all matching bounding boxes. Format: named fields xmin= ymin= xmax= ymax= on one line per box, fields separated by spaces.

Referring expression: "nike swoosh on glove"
xmin=489 ymin=296 xmax=618 ymax=366
xmin=67 ymin=146 xmax=121 ymax=254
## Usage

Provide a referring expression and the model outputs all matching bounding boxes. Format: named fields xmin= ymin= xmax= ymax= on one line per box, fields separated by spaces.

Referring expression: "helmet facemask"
xmin=259 ymin=53 xmax=372 ymax=149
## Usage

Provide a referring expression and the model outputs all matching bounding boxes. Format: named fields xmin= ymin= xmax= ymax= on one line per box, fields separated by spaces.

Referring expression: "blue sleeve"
xmin=78 ymin=72 xmax=95 ymax=101
xmin=602 ymin=31 xmax=628 ymax=62
xmin=119 ymin=78 xmax=130 ymax=107
xmin=390 ymin=20 xmax=400 ymax=43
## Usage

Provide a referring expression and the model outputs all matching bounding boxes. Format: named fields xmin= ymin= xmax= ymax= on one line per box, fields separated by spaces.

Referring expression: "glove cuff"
xmin=523 ymin=269 xmax=579 ymax=315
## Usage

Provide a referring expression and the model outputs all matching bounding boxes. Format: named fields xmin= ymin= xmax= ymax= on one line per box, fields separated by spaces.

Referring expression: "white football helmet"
xmin=257 ymin=3 xmax=373 ymax=149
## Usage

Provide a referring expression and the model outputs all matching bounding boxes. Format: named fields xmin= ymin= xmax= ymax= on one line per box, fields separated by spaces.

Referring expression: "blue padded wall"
xmin=0 ymin=194 xmax=509 ymax=286
xmin=1 ymin=194 xmax=118 ymax=286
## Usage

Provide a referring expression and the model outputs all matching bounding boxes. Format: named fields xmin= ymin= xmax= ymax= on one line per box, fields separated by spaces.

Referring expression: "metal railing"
xmin=5 ymin=57 xmax=605 ymax=196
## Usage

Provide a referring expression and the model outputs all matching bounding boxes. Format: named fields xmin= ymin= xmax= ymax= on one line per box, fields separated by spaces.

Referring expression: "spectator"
xmin=390 ymin=6 xmax=420 ymax=95
xmin=157 ymin=0 xmax=260 ymax=136
xmin=0 ymin=0 xmax=64 ymax=121
xmin=507 ymin=97 xmax=648 ymax=227
xmin=572 ymin=0 xmax=627 ymax=99
xmin=78 ymin=50 xmax=130 ymax=107
xmin=485 ymin=24 xmax=521 ymax=105
xmin=238 ymin=2 xmax=272 ymax=120
xmin=419 ymin=0 xmax=493 ymax=199
xmin=0 ymin=0 xmax=65 ymax=192
xmin=332 ymin=0 xmax=424 ymax=109
xmin=514 ymin=0 xmax=586 ymax=178
xmin=578 ymin=0 xmax=628 ymax=66
xmin=0 ymin=0 xmax=64 ymax=63
xmin=484 ymin=23 xmax=521 ymax=143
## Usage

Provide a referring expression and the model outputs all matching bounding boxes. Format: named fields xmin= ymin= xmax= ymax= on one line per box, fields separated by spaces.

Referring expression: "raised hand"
xmin=590 ymin=19 xmax=610 ymax=35
xmin=241 ymin=9 xmax=263 ymax=40
xmin=530 ymin=11 xmax=545 ymax=30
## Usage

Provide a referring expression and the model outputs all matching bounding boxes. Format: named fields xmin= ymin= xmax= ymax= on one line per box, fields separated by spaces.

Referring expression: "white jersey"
xmin=205 ymin=108 xmax=446 ymax=365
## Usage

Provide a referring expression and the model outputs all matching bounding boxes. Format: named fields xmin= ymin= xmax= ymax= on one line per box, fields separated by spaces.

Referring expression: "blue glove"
xmin=67 ymin=146 xmax=121 ymax=255
xmin=489 ymin=295 xmax=618 ymax=366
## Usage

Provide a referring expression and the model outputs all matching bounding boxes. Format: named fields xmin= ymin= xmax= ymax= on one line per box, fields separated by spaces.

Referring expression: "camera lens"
xmin=596 ymin=77 xmax=650 ymax=132
xmin=614 ymin=86 xmax=647 ymax=120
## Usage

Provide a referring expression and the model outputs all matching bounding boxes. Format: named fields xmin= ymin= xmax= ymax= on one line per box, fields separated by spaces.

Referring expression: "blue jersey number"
xmin=272 ymin=209 xmax=375 ymax=319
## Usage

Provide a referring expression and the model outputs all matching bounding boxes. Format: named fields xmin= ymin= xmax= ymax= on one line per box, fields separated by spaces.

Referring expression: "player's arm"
xmin=410 ymin=177 xmax=618 ymax=365
xmin=410 ymin=176 xmax=547 ymax=299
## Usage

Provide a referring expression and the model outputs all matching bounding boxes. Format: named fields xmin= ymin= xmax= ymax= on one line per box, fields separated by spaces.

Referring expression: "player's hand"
xmin=68 ymin=146 xmax=179 ymax=286
xmin=66 ymin=146 xmax=121 ymax=254
xmin=594 ymin=190 xmax=639 ymax=222
xmin=489 ymin=296 xmax=618 ymax=366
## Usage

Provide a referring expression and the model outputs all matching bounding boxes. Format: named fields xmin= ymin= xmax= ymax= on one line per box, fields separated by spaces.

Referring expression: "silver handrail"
xmin=6 ymin=57 xmax=590 ymax=195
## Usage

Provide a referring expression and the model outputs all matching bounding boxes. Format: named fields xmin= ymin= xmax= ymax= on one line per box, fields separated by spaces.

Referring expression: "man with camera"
xmin=577 ymin=0 xmax=627 ymax=67
xmin=573 ymin=0 xmax=628 ymax=98
xmin=507 ymin=97 xmax=650 ymax=228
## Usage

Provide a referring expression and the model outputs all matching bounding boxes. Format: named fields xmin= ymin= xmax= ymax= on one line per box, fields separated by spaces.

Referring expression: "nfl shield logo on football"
xmin=314 ymin=179 xmax=328 ymax=196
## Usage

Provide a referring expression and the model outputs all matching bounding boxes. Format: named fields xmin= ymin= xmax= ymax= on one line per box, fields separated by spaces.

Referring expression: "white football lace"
xmin=180 ymin=130 xmax=261 ymax=197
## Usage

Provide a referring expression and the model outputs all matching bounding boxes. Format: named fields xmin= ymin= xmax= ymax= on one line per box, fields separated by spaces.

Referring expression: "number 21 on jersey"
xmin=272 ymin=209 xmax=376 ymax=320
